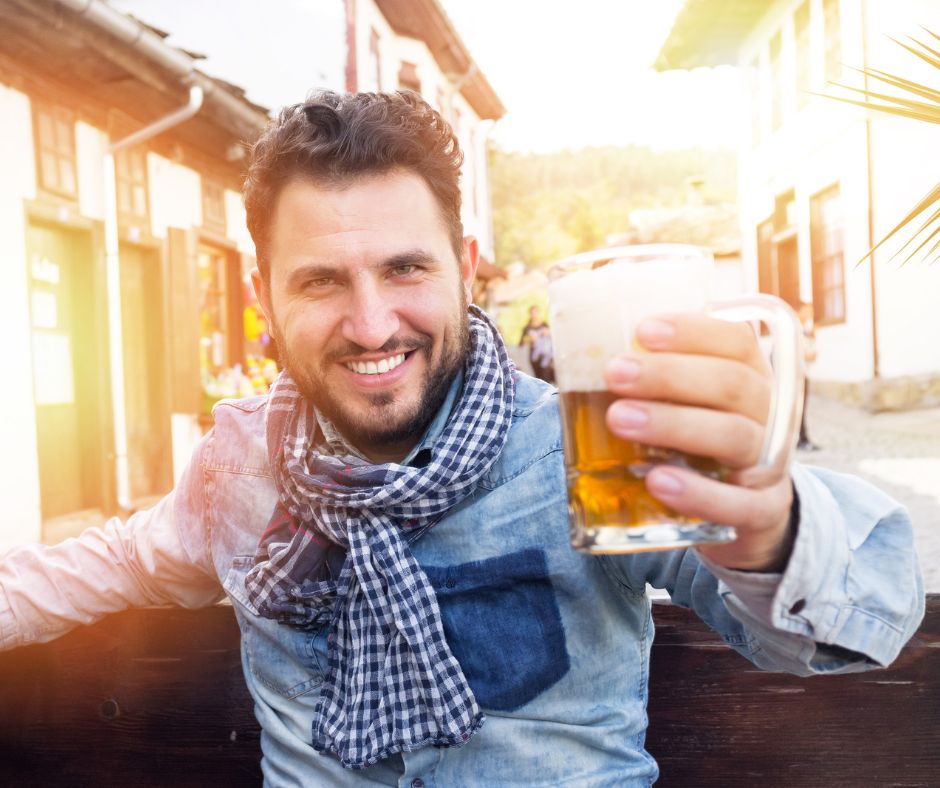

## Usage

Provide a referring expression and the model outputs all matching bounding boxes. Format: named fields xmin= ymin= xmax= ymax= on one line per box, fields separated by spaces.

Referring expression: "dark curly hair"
xmin=244 ymin=90 xmax=465 ymax=280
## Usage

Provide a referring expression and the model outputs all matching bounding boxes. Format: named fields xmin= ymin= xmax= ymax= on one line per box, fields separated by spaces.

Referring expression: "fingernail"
xmin=648 ymin=470 xmax=684 ymax=495
xmin=607 ymin=357 xmax=641 ymax=383
xmin=608 ymin=403 xmax=649 ymax=430
xmin=637 ymin=319 xmax=675 ymax=344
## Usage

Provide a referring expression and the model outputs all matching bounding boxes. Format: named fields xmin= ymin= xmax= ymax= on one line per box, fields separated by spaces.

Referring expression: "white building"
xmin=0 ymin=0 xmax=503 ymax=551
xmin=657 ymin=0 xmax=940 ymax=410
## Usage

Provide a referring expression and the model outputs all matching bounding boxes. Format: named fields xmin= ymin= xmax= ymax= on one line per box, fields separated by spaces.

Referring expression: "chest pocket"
xmin=424 ymin=548 xmax=570 ymax=712
xmin=223 ymin=556 xmax=328 ymax=699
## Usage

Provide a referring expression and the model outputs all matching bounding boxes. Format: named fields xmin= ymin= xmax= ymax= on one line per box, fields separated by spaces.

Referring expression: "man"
xmin=0 ymin=92 xmax=923 ymax=786
xmin=519 ymin=304 xmax=555 ymax=383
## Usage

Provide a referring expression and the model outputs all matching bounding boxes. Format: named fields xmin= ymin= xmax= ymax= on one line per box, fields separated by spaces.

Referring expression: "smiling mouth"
xmin=345 ymin=352 xmax=407 ymax=375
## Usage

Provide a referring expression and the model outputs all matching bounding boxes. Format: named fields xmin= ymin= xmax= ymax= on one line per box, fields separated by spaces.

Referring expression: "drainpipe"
xmin=104 ymin=83 xmax=204 ymax=513
xmin=861 ymin=0 xmax=880 ymax=380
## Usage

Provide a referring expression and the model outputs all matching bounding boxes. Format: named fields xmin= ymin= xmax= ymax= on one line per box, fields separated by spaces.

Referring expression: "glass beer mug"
xmin=548 ymin=244 xmax=803 ymax=554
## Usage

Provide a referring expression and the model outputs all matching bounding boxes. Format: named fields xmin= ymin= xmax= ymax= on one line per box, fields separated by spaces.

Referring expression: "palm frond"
xmin=824 ymin=89 xmax=940 ymax=124
xmin=843 ymin=64 xmax=940 ymax=103
xmin=857 ymin=183 xmax=940 ymax=264
xmin=888 ymin=35 xmax=940 ymax=70
xmin=828 ymin=30 xmax=940 ymax=265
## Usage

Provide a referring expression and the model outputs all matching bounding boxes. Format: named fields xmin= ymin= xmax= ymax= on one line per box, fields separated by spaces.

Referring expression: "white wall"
xmin=76 ymin=121 xmax=108 ymax=221
xmin=225 ymin=189 xmax=255 ymax=256
xmin=0 ymin=85 xmax=42 ymax=549
xmin=148 ymin=153 xmax=202 ymax=239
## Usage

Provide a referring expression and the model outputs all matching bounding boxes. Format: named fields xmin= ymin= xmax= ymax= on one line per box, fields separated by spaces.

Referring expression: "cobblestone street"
xmin=799 ymin=394 xmax=940 ymax=591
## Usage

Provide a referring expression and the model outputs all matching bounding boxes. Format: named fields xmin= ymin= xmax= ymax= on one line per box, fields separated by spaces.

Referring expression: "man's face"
xmin=253 ymin=170 xmax=478 ymax=463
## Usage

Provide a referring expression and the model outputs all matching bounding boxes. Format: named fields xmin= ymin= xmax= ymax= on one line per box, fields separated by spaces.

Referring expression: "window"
xmin=794 ymin=1 xmax=811 ymax=109
xmin=823 ymin=0 xmax=841 ymax=83
xmin=33 ymin=102 xmax=77 ymax=198
xmin=202 ymin=178 xmax=227 ymax=235
xmin=197 ymin=245 xmax=241 ymax=374
xmin=810 ymin=184 xmax=845 ymax=324
xmin=366 ymin=28 xmax=382 ymax=91
xmin=115 ymin=147 xmax=149 ymax=223
xmin=398 ymin=61 xmax=421 ymax=93
xmin=769 ymin=31 xmax=784 ymax=131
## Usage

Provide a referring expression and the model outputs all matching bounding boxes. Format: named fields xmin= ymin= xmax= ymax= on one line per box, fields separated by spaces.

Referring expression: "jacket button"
xmin=789 ymin=599 xmax=806 ymax=615
xmin=411 ymin=779 xmax=425 ymax=788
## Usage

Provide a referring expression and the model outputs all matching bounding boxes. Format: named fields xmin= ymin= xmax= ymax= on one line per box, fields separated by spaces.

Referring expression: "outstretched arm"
xmin=0 ymin=436 xmax=222 ymax=651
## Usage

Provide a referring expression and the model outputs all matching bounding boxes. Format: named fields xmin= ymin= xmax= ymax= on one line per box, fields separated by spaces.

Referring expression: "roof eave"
xmin=375 ymin=0 xmax=506 ymax=120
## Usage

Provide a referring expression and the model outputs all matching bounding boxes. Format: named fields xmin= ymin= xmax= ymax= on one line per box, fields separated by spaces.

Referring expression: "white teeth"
xmin=347 ymin=353 xmax=406 ymax=375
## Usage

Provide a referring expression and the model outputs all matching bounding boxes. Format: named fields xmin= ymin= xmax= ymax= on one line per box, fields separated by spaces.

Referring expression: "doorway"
xmin=120 ymin=242 xmax=172 ymax=501
xmin=26 ymin=223 xmax=105 ymax=519
xmin=775 ymin=235 xmax=801 ymax=309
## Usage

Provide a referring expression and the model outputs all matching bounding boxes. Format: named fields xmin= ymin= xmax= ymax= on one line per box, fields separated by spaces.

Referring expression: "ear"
xmin=460 ymin=236 xmax=480 ymax=305
xmin=250 ymin=266 xmax=274 ymax=328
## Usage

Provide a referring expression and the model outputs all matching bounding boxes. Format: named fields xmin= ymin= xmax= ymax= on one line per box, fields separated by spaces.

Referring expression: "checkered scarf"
xmin=244 ymin=306 xmax=515 ymax=770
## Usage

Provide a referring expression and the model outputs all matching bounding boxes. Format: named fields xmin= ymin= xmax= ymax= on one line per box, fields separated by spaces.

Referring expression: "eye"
xmin=391 ymin=263 xmax=419 ymax=277
xmin=308 ymin=276 xmax=335 ymax=289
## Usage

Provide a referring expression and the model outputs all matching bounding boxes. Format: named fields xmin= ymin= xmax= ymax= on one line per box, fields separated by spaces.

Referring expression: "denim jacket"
xmin=0 ymin=373 xmax=924 ymax=787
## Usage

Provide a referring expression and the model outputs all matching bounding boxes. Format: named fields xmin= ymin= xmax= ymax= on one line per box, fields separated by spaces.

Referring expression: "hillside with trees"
xmin=488 ymin=145 xmax=737 ymax=268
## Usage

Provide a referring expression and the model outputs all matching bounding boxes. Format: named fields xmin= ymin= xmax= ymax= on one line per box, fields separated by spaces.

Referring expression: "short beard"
xmin=275 ymin=307 xmax=470 ymax=457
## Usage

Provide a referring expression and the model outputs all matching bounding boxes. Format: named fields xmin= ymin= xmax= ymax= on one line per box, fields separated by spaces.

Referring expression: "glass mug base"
xmin=571 ymin=521 xmax=737 ymax=554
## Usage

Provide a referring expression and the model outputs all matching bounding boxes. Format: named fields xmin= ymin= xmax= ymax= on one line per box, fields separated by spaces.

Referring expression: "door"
xmin=775 ymin=235 xmax=801 ymax=309
xmin=120 ymin=243 xmax=172 ymax=500
xmin=27 ymin=223 xmax=104 ymax=518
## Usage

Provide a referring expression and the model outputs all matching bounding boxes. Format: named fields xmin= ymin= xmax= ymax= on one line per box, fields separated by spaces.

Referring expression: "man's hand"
xmin=603 ymin=313 xmax=796 ymax=572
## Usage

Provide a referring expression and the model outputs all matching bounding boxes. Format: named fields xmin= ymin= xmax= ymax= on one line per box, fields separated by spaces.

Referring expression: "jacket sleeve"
xmin=0 ymin=432 xmax=223 ymax=652
xmin=603 ymin=462 xmax=925 ymax=675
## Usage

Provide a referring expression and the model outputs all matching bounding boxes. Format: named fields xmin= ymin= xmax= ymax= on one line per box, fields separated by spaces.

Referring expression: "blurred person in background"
xmin=520 ymin=304 xmax=555 ymax=383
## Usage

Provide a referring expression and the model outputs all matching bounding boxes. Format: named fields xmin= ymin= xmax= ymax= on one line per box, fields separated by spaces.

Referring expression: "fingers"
xmin=607 ymin=398 xmax=764 ymax=470
xmin=644 ymin=465 xmax=795 ymax=570
xmin=605 ymin=351 xmax=771 ymax=424
xmin=635 ymin=314 xmax=769 ymax=374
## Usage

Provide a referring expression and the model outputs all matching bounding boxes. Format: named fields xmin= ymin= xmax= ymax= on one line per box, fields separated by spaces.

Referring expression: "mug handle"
xmin=707 ymin=294 xmax=805 ymax=487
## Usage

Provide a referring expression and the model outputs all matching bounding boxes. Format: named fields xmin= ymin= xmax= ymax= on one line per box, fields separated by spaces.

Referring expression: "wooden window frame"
xmin=810 ymin=183 xmax=846 ymax=326
xmin=115 ymin=146 xmax=150 ymax=226
xmin=201 ymin=178 xmax=227 ymax=236
xmin=368 ymin=28 xmax=382 ymax=91
xmin=33 ymin=100 xmax=79 ymax=201
xmin=398 ymin=60 xmax=421 ymax=93
xmin=196 ymin=241 xmax=243 ymax=375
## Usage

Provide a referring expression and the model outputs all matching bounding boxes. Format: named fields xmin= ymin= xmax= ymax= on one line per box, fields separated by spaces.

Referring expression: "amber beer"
xmin=549 ymin=244 xmax=803 ymax=554
xmin=561 ymin=390 xmax=723 ymax=531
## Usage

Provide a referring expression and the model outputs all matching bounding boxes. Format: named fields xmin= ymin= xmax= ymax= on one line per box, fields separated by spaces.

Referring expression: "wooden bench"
xmin=1 ymin=597 xmax=937 ymax=786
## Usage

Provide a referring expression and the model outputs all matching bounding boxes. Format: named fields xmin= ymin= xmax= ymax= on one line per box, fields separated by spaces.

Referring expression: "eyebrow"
xmin=285 ymin=249 xmax=441 ymax=291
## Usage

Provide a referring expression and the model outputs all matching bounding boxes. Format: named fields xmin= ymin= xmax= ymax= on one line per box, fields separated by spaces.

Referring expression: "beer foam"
xmin=548 ymin=256 xmax=711 ymax=392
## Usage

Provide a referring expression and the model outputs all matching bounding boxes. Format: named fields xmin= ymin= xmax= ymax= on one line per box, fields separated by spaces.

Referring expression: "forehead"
xmin=267 ymin=170 xmax=452 ymax=268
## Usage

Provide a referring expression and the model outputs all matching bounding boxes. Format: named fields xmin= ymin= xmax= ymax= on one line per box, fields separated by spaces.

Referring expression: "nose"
xmin=341 ymin=278 xmax=400 ymax=350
